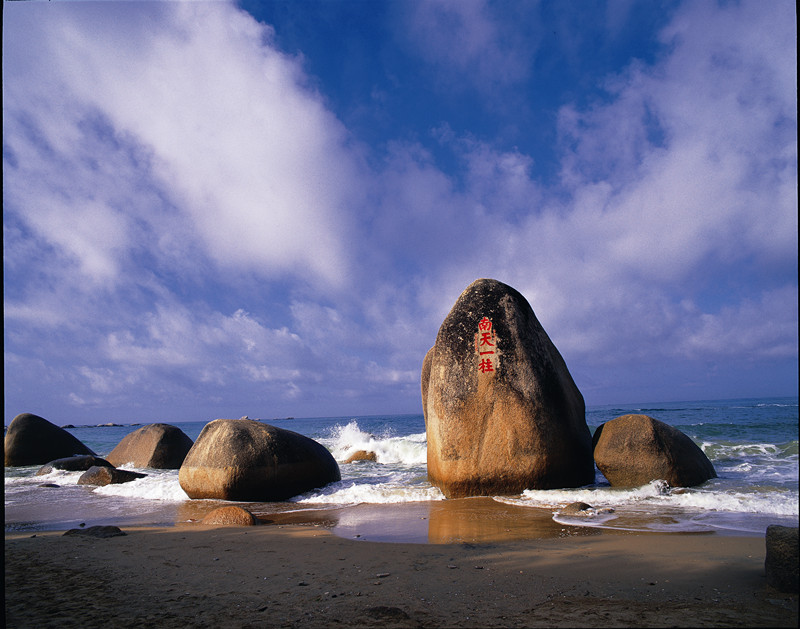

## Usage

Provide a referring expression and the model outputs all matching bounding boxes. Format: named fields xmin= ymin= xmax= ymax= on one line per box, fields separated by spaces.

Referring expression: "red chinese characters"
xmin=475 ymin=317 xmax=498 ymax=374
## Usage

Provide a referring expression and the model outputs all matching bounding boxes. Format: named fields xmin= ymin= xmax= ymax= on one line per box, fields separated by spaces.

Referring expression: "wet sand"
xmin=5 ymin=500 xmax=797 ymax=628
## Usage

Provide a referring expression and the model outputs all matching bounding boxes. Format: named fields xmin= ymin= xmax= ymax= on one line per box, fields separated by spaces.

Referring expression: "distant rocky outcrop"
xmin=36 ymin=455 xmax=114 ymax=475
xmin=77 ymin=465 xmax=147 ymax=486
xmin=344 ymin=450 xmax=378 ymax=463
xmin=592 ymin=414 xmax=717 ymax=487
xmin=765 ymin=525 xmax=799 ymax=593
xmin=178 ymin=419 xmax=341 ymax=501
xmin=106 ymin=423 xmax=193 ymax=469
xmin=423 ymin=278 xmax=594 ymax=498
xmin=4 ymin=413 xmax=95 ymax=467
xmin=201 ymin=506 xmax=259 ymax=526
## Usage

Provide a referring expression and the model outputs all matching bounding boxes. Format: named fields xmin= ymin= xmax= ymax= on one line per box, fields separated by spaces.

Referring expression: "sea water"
xmin=5 ymin=397 xmax=798 ymax=538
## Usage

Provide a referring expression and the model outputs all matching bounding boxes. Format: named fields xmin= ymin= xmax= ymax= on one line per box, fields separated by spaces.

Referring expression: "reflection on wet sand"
xmin=325 ymin=497 xmax=600 ymax=544
xmin=175 ymin=497 xmax=607 ymax=543
xmin=426 ymin=497 xmax=600 ymax=543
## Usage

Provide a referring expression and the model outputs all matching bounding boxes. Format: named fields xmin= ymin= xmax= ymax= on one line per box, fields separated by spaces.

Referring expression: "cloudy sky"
xmin=3 ymin=0 xmax=797 ymax=425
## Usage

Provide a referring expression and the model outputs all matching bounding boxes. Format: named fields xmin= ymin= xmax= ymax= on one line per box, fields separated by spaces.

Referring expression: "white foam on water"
xmin=497 ymin=477 xmax=799 ymax=518
xmin=322 ymin=420 xmax=427 ymax=465
xmin=495 ymin=479 xmax=671 ymax=510
xmin=292 ymin=474 xmax=445 ymax=505
xmin=94 ymin=469 xmax=188 ymax=501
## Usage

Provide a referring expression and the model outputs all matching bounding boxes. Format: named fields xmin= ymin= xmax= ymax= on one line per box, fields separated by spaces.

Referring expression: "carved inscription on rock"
xmin=475 ymin=316 xmax=498 ymax=375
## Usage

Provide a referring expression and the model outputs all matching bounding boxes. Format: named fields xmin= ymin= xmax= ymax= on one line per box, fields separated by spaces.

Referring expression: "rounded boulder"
xmin=4 ymin=413 xmax=94 ymax=467
xmin=344 ymin=450 xmax=378 ymax=463
xmin=106 ymin=423 xmax=193 ymax=469
xmin=77 ymin=465 xmax=147 ymax=486
xmin=592 ymin=414 xmax=717 ymax=487
xmin=178 ymin=419 xmax=341 ymax=501
xmin=424 ymin=278 xmax=594 ymax=498
xmin=36 ymin=455 xmax=113 ymax=475
xmin=201 ymin=506 xmax=259 ymax=526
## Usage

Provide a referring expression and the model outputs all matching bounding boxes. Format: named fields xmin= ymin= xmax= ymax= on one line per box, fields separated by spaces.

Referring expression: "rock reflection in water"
xmin=427 ymin=497 xmax=599 ymax=544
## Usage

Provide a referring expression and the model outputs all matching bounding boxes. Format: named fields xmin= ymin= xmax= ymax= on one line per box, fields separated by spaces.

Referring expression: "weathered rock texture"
xmin=421 ymin=347 xmax=434 ymax=425
xmin=178 ymin=419 xmax=341 ymax=501
xmin=592 ymin=414 xmax=717 ymax=487
xmin=559 ymin=502 xmax=594 ymax=515
xmin=4 ymin=413 xmax=95 ymax=467
xmin=765 ymin=525 xmax=799 ymax=593
xmin=36 ymin=455 xmax=113 ymax=475
xmin=424 ymin=278 xmax=594 ymax=498
xmin=344 ymin=450 xmax=378 ymax=463
xmin=106 ymin=423 xmax=193 ymax=469
xmin=201 ymin=506 xmax=259 ymax=526
xmin=77 ymin=466 xmax=147 ymax=486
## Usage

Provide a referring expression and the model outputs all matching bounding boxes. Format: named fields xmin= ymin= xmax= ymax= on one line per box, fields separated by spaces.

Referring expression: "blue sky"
xmin=3 ymin=0 xmax=797 ymax=426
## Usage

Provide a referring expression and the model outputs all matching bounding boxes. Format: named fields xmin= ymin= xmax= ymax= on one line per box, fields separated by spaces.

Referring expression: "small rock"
xmin=344 ymin=450 xmax=378 ymax=464
xmin=201 ymin=506 xmax=259 ymax=527
xmin=366 ymin=606 xmax=410 ymax=621
xmin=559 ymin=502 xmax=595 ymax=515
xmin=63 ymin=525 xmax=126 ymax=538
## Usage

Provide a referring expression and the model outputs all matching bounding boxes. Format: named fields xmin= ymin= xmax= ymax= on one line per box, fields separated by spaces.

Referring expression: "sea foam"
xmin=322 ymin=420 xmax=428 ymax=465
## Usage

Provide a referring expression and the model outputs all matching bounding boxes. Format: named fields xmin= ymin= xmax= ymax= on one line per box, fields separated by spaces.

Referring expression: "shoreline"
xmin=6 ymin=503 xmax=798 ymax=628
xmin=7 ymin=494 xmax=784 ymax=542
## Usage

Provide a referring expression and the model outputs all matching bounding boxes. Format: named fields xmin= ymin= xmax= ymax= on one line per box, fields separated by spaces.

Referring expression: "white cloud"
xmin=2 ymin=0 xmax=795 ymax=421
xmin=675 ymin=286 xmax=799 ymax=361
xmin=3 ymin=0 xmax=363 ymax=290
xmin=416 ymin=0 xmax=797 ymax=369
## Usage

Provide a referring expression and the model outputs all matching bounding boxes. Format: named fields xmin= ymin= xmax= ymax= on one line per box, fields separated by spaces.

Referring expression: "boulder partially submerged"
xmin=592 ymin=414 xmax=716 ymax=487
xmin=4 ymin=413 xmax=94 ymax=467
xmin=423 ymin=278 xmax=594 ymax=498
xmin=344 ymin=450 xmax=378 ymax=463
xmin=106 ymin=423 xmax=193 ymax=469
xmin=178 ymin=419 xmax=340 ymax=501
xmin=36 ymin=455 xmax=114 ymax=475
xmin=77 ymin=466 xmax=147 ymax=486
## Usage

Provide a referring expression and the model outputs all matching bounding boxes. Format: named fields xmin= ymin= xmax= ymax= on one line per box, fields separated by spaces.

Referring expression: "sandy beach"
xmin=5 ymin=501 xmax=797 ymax=628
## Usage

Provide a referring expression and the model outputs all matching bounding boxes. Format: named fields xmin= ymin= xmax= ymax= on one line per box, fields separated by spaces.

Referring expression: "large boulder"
xmin=592 ymin=414 xmax=717 ymax=487
xmin=36 ymin=455 xmax=114 ymax=475
xmin=106 ymin=423 xmax=193 ymax=469
xmin=4 ymin=413 xmax=94 ymax=467
xmin=424 ymin=278 xmax=594 ymax=498
xmin=765 ymin=525 xmax=799 ymax=593
xmin=421 ymin=347 xmax=434 ymax=425
xmin=77 ymin=465 xmax=147 ymax=486
xmin=178 ymin=419 xmax=341 ymax=501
